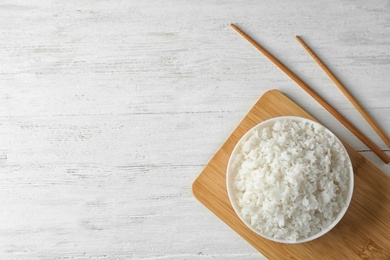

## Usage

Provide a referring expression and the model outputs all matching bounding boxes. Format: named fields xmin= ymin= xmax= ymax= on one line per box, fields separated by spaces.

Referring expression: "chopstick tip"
xmin=230 ymin=23 xmax=241 ymax=33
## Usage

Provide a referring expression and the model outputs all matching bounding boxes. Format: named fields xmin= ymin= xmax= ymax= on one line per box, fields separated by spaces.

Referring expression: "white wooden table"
xmin=1 ymin=1 xmax=389 ymax=259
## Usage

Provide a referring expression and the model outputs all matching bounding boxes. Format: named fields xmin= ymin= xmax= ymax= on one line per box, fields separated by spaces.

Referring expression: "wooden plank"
xmin=192 ymin=89 xmax=390 ymax=259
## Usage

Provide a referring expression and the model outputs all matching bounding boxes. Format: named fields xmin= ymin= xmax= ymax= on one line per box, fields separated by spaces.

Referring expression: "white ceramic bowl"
xmin=226 ymin=116 xmax=354 ymax=244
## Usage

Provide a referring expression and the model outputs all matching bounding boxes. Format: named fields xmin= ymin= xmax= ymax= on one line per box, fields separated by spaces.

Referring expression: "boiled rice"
xmin=231 ymin=119 xmax=350 ymax=241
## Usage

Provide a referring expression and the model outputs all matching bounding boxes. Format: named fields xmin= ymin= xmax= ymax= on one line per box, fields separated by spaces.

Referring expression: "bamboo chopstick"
xmin=295 ymin=35 xmax=390 ymax=148
xmin=230 ymin=23 xmax=390 ymax=164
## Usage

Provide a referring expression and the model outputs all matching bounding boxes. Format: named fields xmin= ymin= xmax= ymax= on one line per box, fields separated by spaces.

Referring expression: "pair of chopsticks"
xmin=231 ymin=24 xmax=390 ymax=164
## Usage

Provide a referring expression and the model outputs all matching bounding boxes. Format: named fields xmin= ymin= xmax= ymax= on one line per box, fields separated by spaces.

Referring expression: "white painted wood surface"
xmin=1 ymin=0 xmax=389 ymax=259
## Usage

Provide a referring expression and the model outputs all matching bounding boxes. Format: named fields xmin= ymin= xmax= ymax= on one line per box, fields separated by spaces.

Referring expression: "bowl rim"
xmin=226 ymin=116 xmax=354 ymax=244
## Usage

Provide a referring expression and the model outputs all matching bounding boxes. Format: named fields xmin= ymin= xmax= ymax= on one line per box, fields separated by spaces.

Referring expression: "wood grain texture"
xmin=193 ymin=89 xmax=390 ymax=259
xmin=1 ymin=0 xmax=390 ymax=259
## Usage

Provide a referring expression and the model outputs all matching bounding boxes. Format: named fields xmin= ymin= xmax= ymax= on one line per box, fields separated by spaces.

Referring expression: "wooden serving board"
xmin=192 ymin=89 xmax=390 ymax=259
